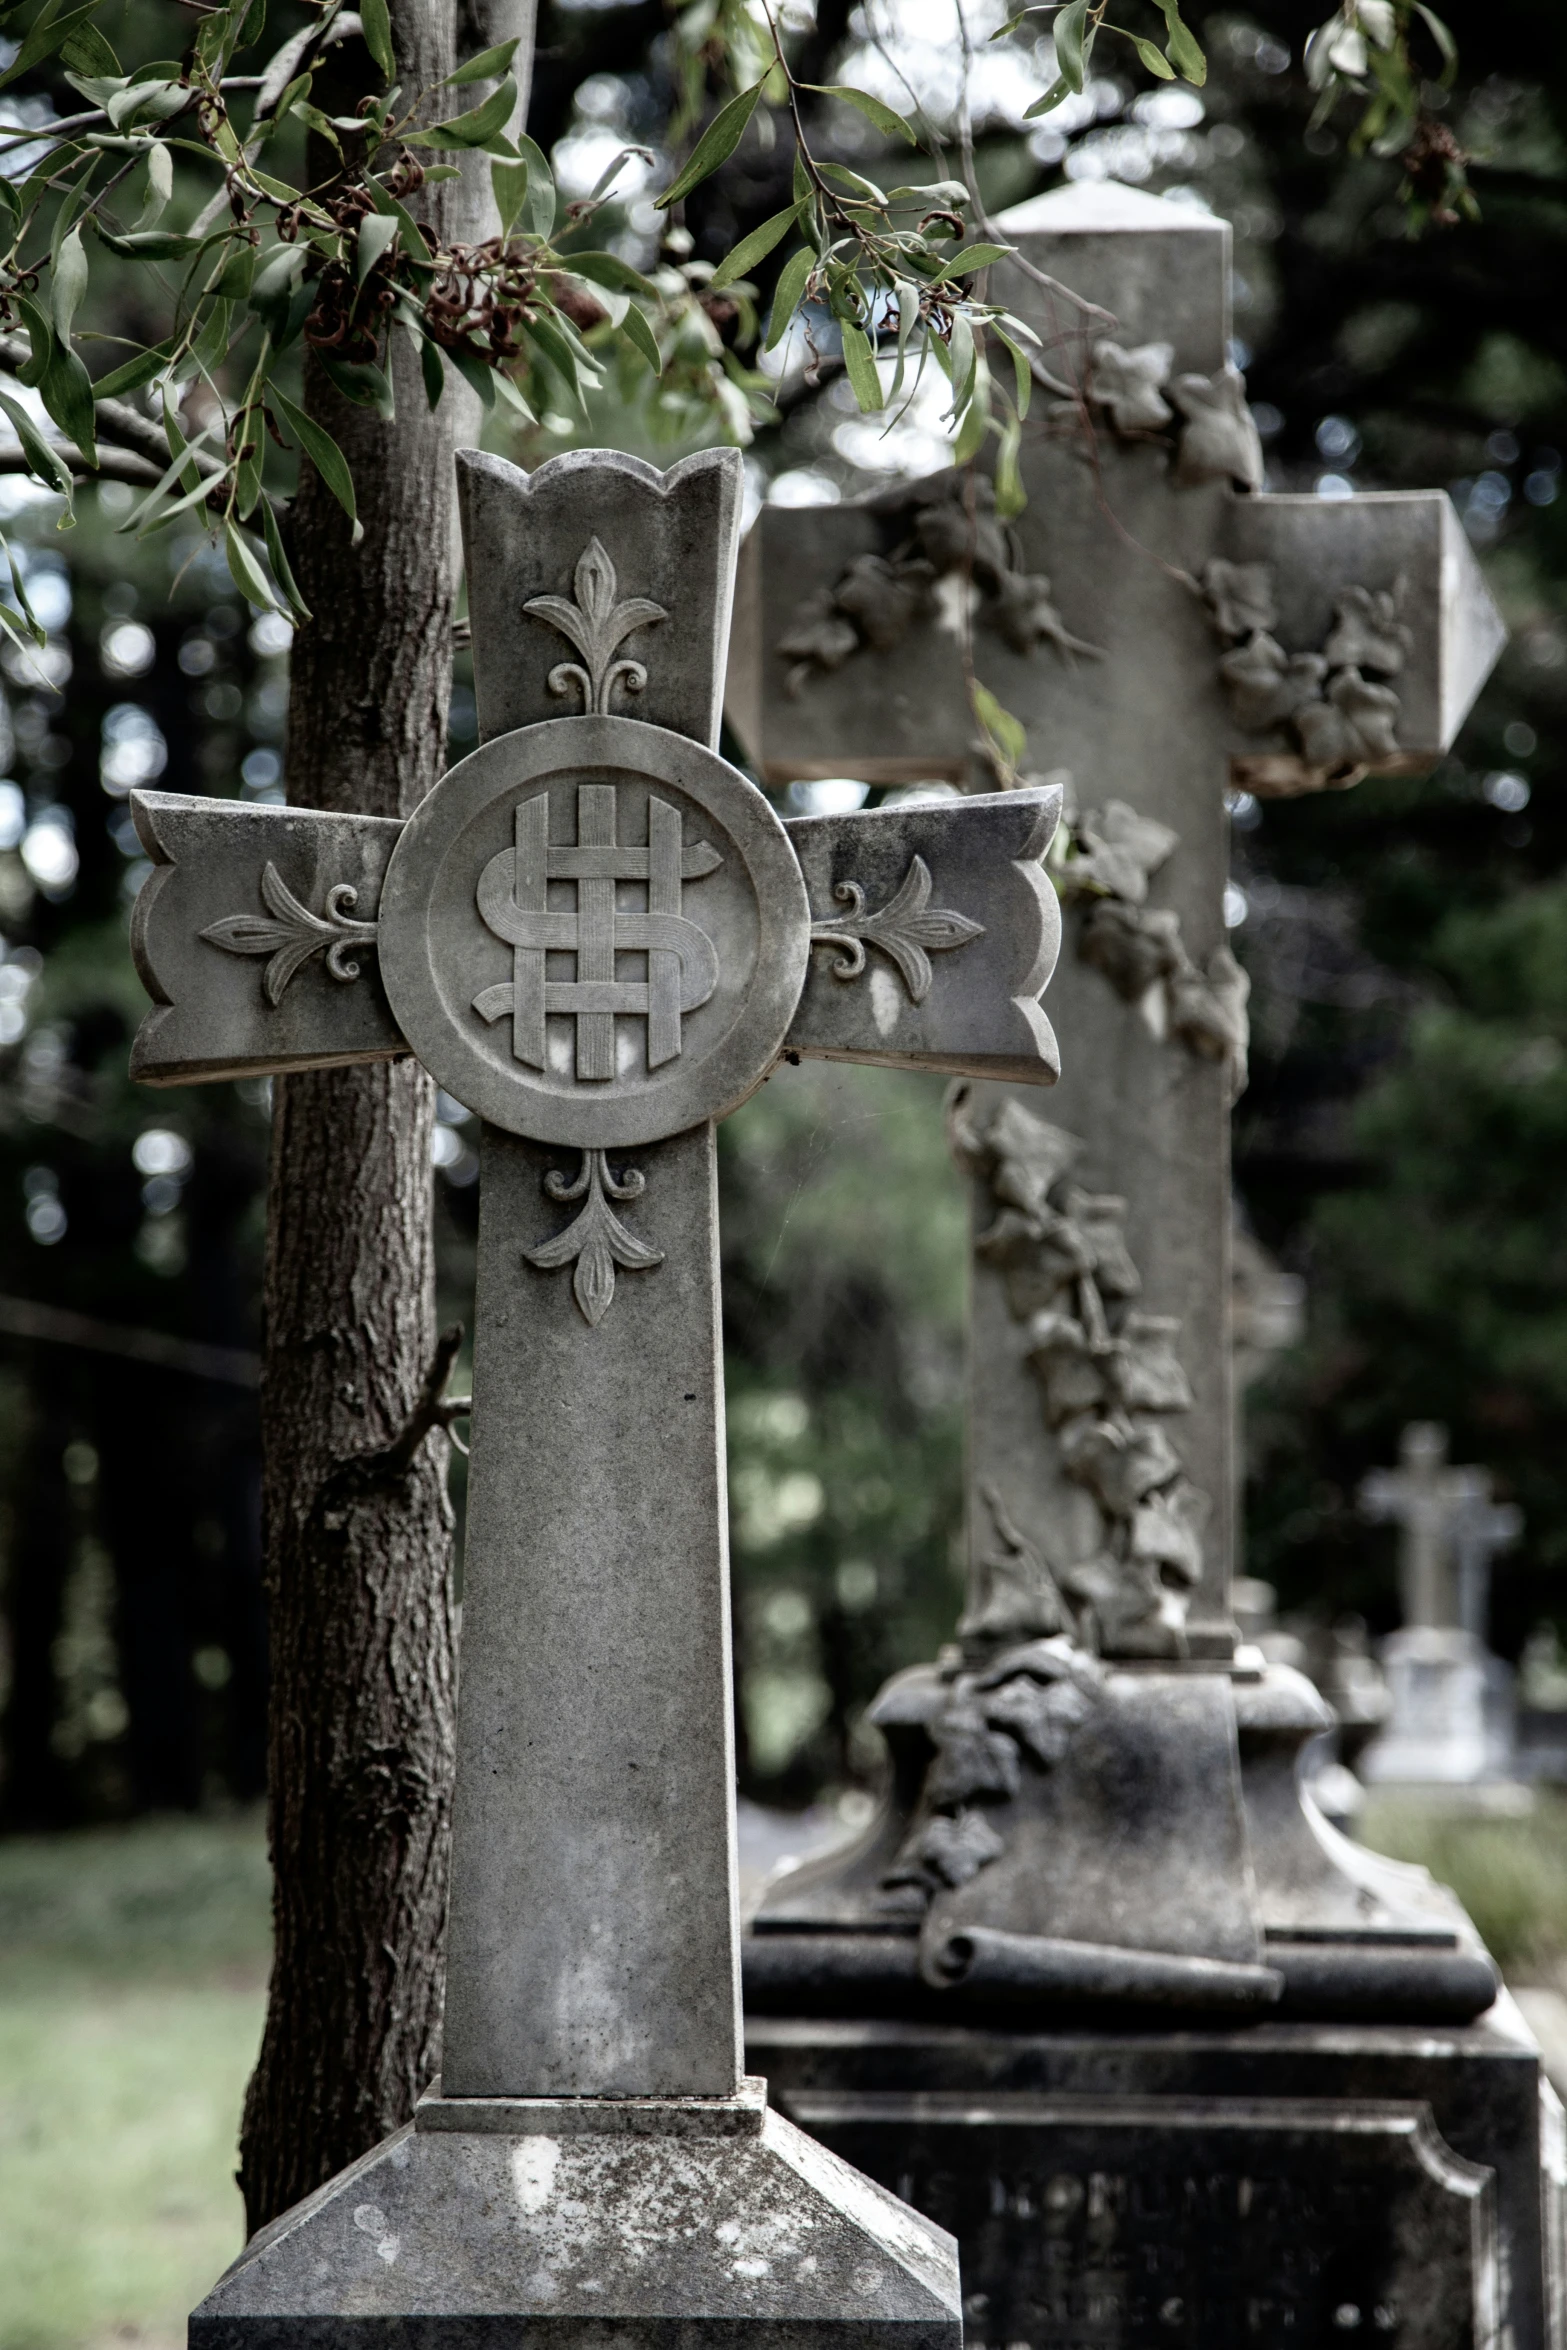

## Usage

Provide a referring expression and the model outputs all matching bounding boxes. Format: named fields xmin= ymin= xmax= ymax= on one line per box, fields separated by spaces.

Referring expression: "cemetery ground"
xmin=6 ymin=1792 xmax=1567 ymax=2350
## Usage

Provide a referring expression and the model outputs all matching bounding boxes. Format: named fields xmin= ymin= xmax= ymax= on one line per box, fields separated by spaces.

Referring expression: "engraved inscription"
xmin=474 ymin=785 xmax=723 ymax=1081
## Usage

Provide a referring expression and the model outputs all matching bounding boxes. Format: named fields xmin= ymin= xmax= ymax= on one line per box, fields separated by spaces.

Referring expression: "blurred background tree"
xmin=0 ymin=0 xmax=1561 ymax=1845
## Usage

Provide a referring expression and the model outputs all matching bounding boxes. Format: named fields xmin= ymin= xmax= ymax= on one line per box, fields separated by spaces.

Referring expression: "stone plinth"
xmin=1365 ymin=1628 xmax=1517 ymax=1788
xmin=191 ymin=2082 xmax=962 ymax=2350
xmin=748 ymin=2013 xmax=1566 ymax=2348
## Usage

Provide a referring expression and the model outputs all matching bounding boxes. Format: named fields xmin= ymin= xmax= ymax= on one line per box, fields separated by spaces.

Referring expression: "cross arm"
xmin=128 ymin=790 xmax=407 ymax=1085
xmin=783 ymin=783 xmax=1063 ymax=1084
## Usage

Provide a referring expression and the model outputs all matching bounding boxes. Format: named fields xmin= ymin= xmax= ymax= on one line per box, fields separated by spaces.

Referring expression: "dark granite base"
xmin=747 ymin=1997 xmax=1567 ymax=2349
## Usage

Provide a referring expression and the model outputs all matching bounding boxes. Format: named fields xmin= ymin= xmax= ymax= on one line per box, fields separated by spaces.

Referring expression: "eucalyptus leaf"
xmin=0 ymin=388 xmax=75 ymax=517
xmin=800 ymin=84 xmax=918 ymax=145
xmin=268 ymin=384 xmax=363 ymax=544
xmin=444 ymin=38 xmax=520 ymax=86
xmin=840 ymin=321 xmax=884 ymax=413
xmin=225 ymin=520 xmax=282 ymax=614
xmin=764 ymin=244 xmax=813 ymax=352
xmin=357 ymin=211 xmax=399 ymax=287
xmin=360 ymin=0 xmax=395 ymax=79
xmin=655 ymin=79 xmax=764 ymax=209
xmin=708 ymin=206 xmax=796 ymax=292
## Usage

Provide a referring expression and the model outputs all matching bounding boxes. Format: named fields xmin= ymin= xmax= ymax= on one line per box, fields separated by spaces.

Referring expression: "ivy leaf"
xmin=268 ymin=384 xmax=363 ymax=544
xmin=840 ymin=320 xmax=884 ymax=412
xmin=1052 ymin=0 xmax=1090 ymax=92
xmin=360 ymin=0 xmax=395 ymax=79
xmin=709 ymin=206 xmax=797 ymax=292
xmin=800 ymin=84 xmax=918 ymax=145
xmin=444 ymin=37 xmax=520 ymax=86
xmin=408 ymin=75 xmax=517 ymax=151
xmin=764 ymin=243 xmax=813 ymax=352
xmin=656 ymin=80 xmax=765 ymax=209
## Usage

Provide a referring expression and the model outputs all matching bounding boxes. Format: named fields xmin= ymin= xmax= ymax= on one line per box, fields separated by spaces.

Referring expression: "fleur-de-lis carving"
xmin=523 ymin=1149 xmax=663 ymax=1327
xmin=809 ymin=855 xmax=984 ymax=1004
xmin=201 ymin=862 xmax=379 ymax=1005
xmin=524 ymin=538 xmax=669 ymax=715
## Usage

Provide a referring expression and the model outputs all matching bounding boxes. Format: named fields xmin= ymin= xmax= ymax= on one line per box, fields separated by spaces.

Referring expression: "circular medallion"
xmin=377 ymin=716 xmax=809 ymax=1147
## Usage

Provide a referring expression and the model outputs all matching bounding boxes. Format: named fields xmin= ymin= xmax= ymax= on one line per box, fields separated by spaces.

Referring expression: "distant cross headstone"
xmin=1361 ymin=1421 xmax=1522 ymax=1786
xmin=738 ymin=184 xmax=1542 ymax=2349
xmin=131 ymin=445 xmax=1069 ymax=2346
xmin=1361 ymin=1421 xmax=1501 ymax=1633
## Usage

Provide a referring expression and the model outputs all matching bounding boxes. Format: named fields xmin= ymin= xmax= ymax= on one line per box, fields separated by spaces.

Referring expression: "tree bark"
xmin=238 ymin=0 xmax=534 ymax=2235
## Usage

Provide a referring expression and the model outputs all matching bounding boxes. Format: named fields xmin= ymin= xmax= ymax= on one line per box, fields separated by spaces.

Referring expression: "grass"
xmin=1359 ymin=1789 xmax=1567 ymax=1977
xmin=0 ymin=1814 xmax=270 ymax=2350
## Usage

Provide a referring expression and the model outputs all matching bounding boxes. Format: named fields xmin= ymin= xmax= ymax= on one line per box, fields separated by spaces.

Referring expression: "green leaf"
xmin=567 ymin=251 xmax=660 ymax=298
xmin=443 ymin=338 xmax=496 ymax=408
xmin=410 ymin=74 xmax=517 ymax=151
xmin=135 ymin=137 xmax=174 ymax=227
xmin=946 ymin=310 xmax=976 ymax=415
xmin=60 ymin=17 xmax=120 ymax=75
xmin=4 ymin=542 xmax=47 ymax=646
xmin=293 ymin=100 xmax=341 ymax=150
xmin=800 ymin=84 xmax=918 ymax=145
xmin=248 ymin=242 xmax=306 ymax=337
xmin=655 ymin=80 xmax=765 ymax=209
xmin=52 ymin=225 xmax=87 ymax=341
xmin=0 ymin=388 xmax=75 ymax=516
xmin=619 ymin=302 xmax=662 ymax=375
xmin=839 ymin=320 xmax=883 ymax=412
xmin=445 ymin=37 xmax=520 ymax=86
xmin=96 ymin=228 xmax=204 ymax=259
xmin=952 ymin=366 xmax=990 ymax=464
xmin=357 ymin=211 xmax=399 ymax=286
xmin=268 ymin=384 xmax=363 ymax=544
xmin=937 ymin=241 xmax=1012 ymax=277
xmin=510 ymin=133 xmax=556 ymax=238
xmin=1155 ymin=0 xmax=1205 ymax=85
xmin=994 ymin=412 xmax=1024 ymax=518
xmin=708 ymin=206 xmax=796 ymax=291
xmin=492 ymin=156 xmax=529 ymax=236
xmin=234 ymin=403 xmax=265 ymax=519
xmin=524 ymin=312 xmax=596 ymax=418
xmin=189 ymin=299 xmax=233 ymax=382
xmin=1413 ymin=2 xmax=1458 ymax=80
xmin=971 ymin=682 xmax=1026 ymax=779
xmin=1024 ymin=72 xmax=1070 ymax=118
xmin=0 ymin=0 xmax=101 ymax=92
xmin=1053 ymin=0 xmax=1089 ymax=91
xmin=319 ymin=355 xmax=396 ymax=420
xmin=819 ymin=162 xmax=888 ymax=205
xmin=420 ymin=333 xmax=446 ymax=410
xmin=92 ymin=343 xmax=172 ymax=399
xmin=14 ymin=296 xmax=54 ymax=388
xmin=764 ymin=243 xmax=813 ymax=351
xmin=360 ymin=0 xmax=395 ymax=79
xmin=42 ymin=342 xmax=97 ymax=462
xmin=261 ymin=494 xmax=311 ymax=621
xmin=1131 ymin=34 xmax=1175 ymax=78
xmin=225 ymin=520 xmax=281 ymax=613
xmin=994 ymin=325 xmax=1033 ymax=420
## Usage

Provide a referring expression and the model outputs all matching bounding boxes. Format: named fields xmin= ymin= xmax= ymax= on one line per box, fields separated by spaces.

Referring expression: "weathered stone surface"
xmin=129 ymin=793 xmax=404 ymax=1084
xmin=784 ymin=788 xmax=1061 ymax=1083
xmin=190 ymin=2097 xmax=962 ymax=2350
xmin=443 ymin=1120 xmax=739 ymax=2098
xmin=750 ymin=2003 xmax=1564 ymax=2350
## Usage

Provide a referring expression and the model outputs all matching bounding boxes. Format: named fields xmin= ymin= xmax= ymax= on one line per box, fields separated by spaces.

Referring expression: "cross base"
xmin=190 ymin=2079 xmax=960 ymax=2350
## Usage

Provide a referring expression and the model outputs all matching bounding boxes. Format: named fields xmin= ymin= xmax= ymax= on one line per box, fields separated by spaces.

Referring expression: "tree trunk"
xmin=238 ymin=0 xmax=534 ymax=2235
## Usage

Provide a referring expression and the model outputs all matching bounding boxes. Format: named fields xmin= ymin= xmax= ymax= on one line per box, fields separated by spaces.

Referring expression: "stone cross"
xmin=130 ymin=445 xmax=1069 ymax=2346
xmin=1362 ymin=1420 xmax=1520 ymax=1641
xmin=739 ymin=184 xmax=1505 ymax=2023
xmin=727 ymin=177 xmax=1504 ymax=1668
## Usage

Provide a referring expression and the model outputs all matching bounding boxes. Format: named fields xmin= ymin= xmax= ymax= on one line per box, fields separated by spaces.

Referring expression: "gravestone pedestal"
xmin=1366 ymin=1627 xmax=1517 ymax=1788
xmin=192 ymin=2081 xmax=961 ymax=2349
xmin=748 ymin=2005 xmax=1563 ymax=2350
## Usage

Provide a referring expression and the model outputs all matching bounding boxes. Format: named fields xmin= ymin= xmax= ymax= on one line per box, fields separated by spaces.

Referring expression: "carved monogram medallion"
xmin=472 ymin=784 xmax=723 ymax=1079
xmin=376 ymin=715 xmax=809 ymax=1150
